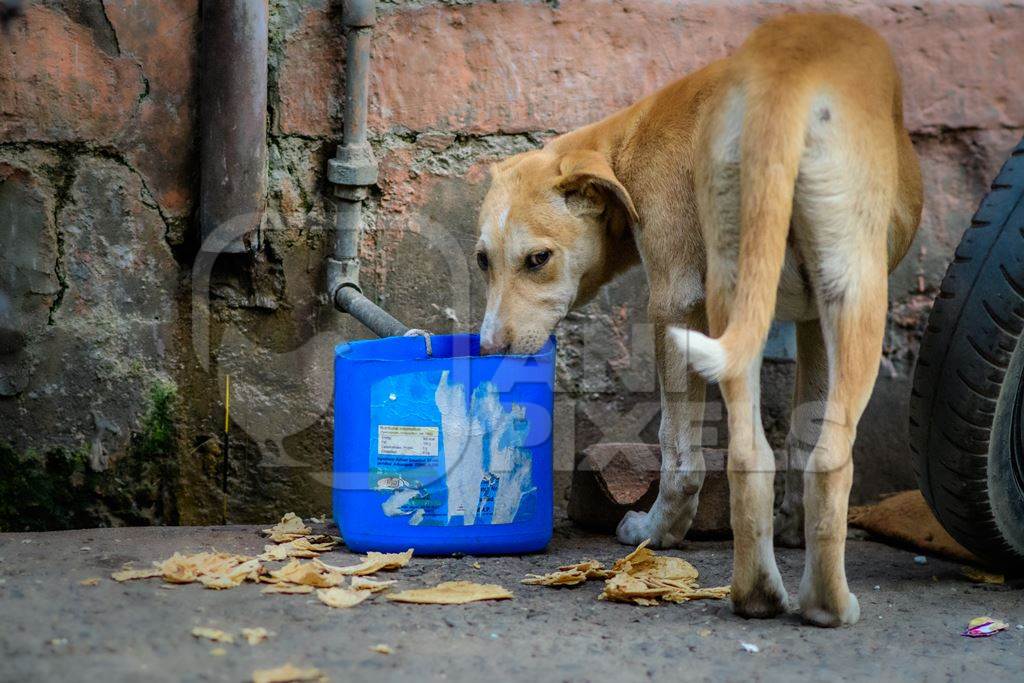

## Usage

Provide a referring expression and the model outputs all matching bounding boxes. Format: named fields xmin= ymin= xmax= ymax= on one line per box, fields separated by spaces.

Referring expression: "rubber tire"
xmin=910 ymin=136 xmax=1024 ymax=569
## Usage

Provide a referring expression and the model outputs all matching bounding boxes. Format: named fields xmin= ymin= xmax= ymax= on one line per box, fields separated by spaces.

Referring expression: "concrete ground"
xmin=1 ymin=521 xmax=1022 ymax=683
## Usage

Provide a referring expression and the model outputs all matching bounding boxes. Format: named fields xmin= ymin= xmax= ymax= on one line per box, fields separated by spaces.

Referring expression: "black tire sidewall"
xmin=989 ymin=337 xmax=1024 ymax=554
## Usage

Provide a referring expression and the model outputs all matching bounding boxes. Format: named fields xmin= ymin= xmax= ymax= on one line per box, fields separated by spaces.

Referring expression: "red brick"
xmin=104 ymin=0 xmax=199 ymax=217
xmin=0 ymin=6 xmax=142 ymax=143
xmin=568 ymin=443 xmax=734 ymax=538
xmin=0 ymin=3 xmax=198 ymax=218
xmin=277 ymin=1 xmax=1024 ymax=137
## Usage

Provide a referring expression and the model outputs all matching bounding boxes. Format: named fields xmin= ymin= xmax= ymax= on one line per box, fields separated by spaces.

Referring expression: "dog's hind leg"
xmin=796 ymin=264 xmax=885 ymax=626
xmin=774 ymin=321 xmax=829 ymax=548
xmin=617 ymin=309 xmax=707 ymax=548
xmin=793 ymin=124 xmax=894 ymax=627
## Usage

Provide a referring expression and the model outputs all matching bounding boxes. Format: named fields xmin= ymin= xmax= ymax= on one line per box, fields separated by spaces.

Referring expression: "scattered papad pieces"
xmin=252 ymin=663 xmax=326 ymax=683
xmin=386 ymin=580 xmax=513 ymax=605
xmin=259 ymin=537 xmax=339 ymax=561
xmin=111 ymin=551 xmax=264 ymax=587
xmin=317 ymin=587 xmax=372 ymax=608
xmin=242 ymin=627 xmax=271 ymax=645
xmin=191 ymin=627 xmax=235 ymax=644
xmin=317 ymin=549 xmax=413 ymax=576
xmin=262 ymin=513 xmax=312 ymax=544
xmin=371 ymin=644 xmax=394 ymax=655
xmin=78 ymin=577 xmax=102 ymax=586
xmin=522 ymin=540 xmax=729 ymax=607
xmin=105 ymin=512 xmax=414 ymax=614
xmin=601 ymin=540 xmax=729 ymax=606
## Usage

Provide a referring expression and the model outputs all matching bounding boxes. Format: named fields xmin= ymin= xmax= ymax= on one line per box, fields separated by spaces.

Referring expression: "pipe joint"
xmin=343 ymin=0 xmax=376 ymax=28
xmin=327 ymin=256 xmax=361 ymax=294
xmin=328 ymin=143 xmax=378 ymax=187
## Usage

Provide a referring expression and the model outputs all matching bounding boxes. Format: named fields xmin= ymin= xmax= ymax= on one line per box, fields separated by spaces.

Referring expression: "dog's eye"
xmin=525 ymin=250 xmax=551 ymax=271
xmin=476 ymin=252 xmax=489 ymax=271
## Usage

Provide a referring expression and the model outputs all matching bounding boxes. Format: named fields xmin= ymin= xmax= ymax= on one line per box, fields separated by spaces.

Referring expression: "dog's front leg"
xmin=617 ymin=314 xmax=706 ymax=548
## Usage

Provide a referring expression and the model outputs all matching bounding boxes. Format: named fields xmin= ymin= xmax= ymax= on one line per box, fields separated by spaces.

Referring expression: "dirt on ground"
xmin=1 ymin=520 xmax=1022 ymax=682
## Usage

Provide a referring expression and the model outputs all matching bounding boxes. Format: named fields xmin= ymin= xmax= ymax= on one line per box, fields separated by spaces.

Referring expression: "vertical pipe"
xmin=199 ymin=0 xmax=269 ymax=253
xmin=327 ymin=0 xmax=408 ymax=337
xmin=342 ymin=29 xmax=372 ymax=148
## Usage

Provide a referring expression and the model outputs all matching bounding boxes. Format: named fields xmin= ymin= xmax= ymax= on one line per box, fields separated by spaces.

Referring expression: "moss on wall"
xmin=0 ymin=382 xmax=181 ymax=531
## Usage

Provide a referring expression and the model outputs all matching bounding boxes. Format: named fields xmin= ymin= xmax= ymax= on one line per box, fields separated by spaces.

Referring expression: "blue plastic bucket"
xmin=333 ymin=333 xmax=555 ymax=554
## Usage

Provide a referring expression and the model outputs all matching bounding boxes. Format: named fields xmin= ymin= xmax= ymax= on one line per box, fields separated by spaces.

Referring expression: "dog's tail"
xmin=672 ymin=76 xmax=814 ymax=383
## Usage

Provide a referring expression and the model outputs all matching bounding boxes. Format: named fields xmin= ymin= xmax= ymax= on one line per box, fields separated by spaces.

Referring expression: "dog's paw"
xmin=731 ymin=570 xmax=790 ymax=619
xmin=615 ymin=510 xmax=687 ymax=549
xmin=799 ymin=590 xmax=860 ymax=628
xmin=773 ymin=506 xmax=804 ymax=548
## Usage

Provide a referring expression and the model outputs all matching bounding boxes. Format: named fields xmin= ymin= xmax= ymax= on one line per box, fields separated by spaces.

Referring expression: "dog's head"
xmin=475 ymin=147 xmax=639 ymax=355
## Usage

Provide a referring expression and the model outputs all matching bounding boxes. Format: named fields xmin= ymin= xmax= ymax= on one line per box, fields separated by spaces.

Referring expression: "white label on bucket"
xmin=377 ymin=425 xmax=439 ymax=457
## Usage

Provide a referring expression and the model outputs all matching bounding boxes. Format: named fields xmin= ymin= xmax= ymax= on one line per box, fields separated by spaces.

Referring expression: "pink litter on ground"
xmin=961 ymin=617 xmax=1009 ymax=638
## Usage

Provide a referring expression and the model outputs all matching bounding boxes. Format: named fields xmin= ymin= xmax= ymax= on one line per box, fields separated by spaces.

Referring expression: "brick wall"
xmin=1 ymin=0 xmax=1022 ymax=527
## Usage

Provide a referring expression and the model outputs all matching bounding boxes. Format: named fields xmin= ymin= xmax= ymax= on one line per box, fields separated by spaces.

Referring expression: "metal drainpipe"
xmin=199 ymin=0 xmax=268 ymax=253
xmin=327 ymin=0 xmax=408 ymax=338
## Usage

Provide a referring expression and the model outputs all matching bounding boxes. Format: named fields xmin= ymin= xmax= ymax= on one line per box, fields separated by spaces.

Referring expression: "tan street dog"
xmin=475 ymin=13 xmax=922 ymax=626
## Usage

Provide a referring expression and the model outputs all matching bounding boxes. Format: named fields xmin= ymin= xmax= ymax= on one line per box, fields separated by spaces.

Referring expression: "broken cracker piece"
xmin=157 ymin=552 xmax=260 ymax=586
xmin=561 ymin=560 xmax=614 ymax=579
xmin=259 ymin=544 xmax=290 ymax=562
xmin=386 ymin=581 xmax=512 ymax=605
xmin=371 ymin=644 xmax=393 ymax=655
xmin=350 ymin=576 xmax=396 ymax=593
xmin=78 ymin=577 xmax=102 ymax=587
xmin=269 ymin=559 xmax=344 ymax=588
xmin=317 ymin=549 xmax=413 ymax=576
xmin=199 ymin=575 xmax=240 ymax=590
xmin=198 ymin=558 xmax=263 ymax=589
xmin=263 ymin=512 xmax=311 ymax=538
xmin=252 ymin=663 xmax=325 ymax=683
xmin=191 ymin=627 xmax=235 ymax=644
xmin=521 ymin=569 xmax=589 ymax=587
xmin=317 ymin=587 xmax=372 ymax=608
xmin=161 ymin=553 xmax=202 ymax=583
xmin=269 ymin=537 xmax=339 ymax=560
xmin=613 ymin=539 xmax=653 ymax=572
xmin=599 ymin=572 xmax=673 ymax=605
xmin=242 ymin=627 xmax=271 ymax=645
xmin=961 ymin=567 xmax=1005 ymax=585
xmin=261 ymin=583 xmax=316 ymax=595
xmin=111 ymin=566 xmax=163 ymax=582
xmin=521 ymin=559 xmax=613 ymax=586
xmin=661 ymin=585 xmax=731 ymax=603
xmin=597 ymin=541 xmax=728 ymax=606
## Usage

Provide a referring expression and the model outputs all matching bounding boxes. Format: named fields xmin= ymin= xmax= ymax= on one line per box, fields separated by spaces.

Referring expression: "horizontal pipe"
xmin=334 ymin=286 xmax=408 ymax=338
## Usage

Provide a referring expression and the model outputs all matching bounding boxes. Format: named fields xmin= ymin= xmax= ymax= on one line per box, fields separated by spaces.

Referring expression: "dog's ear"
xmin=556 ymin=150 xmax=639 ymax=234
